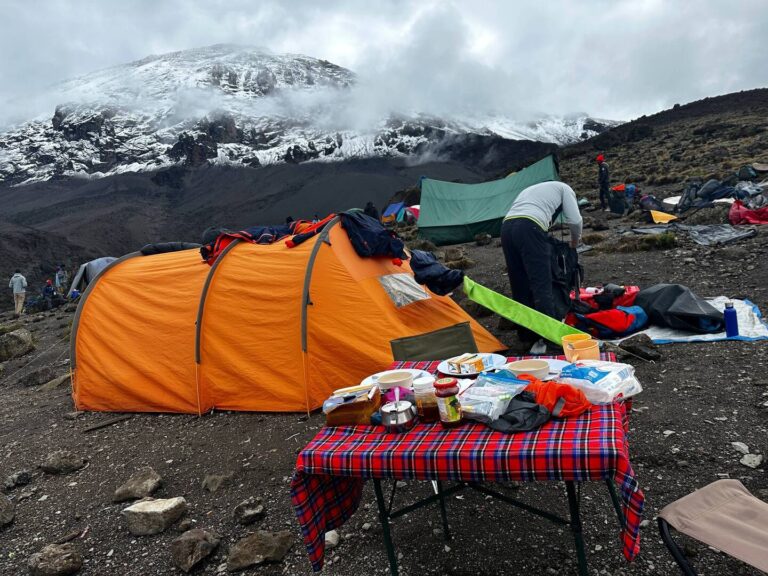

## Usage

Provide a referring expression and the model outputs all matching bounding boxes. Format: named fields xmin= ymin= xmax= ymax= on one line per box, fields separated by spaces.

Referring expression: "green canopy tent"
xmin=417 ymin=155 xmax=560 ymax=245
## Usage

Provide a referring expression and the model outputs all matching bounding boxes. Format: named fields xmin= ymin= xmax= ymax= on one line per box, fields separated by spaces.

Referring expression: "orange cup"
xmin=562 ymin=334 xmax=592 ymax=360
xmin=566 ymin=339 xmax=600 ymax=361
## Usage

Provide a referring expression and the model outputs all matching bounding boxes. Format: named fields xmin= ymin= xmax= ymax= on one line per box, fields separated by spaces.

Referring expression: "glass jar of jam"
xmin=413 ymin=376 xmax=439 ymax=423
xmin=433 ymin=377 xmax=462 ymax=428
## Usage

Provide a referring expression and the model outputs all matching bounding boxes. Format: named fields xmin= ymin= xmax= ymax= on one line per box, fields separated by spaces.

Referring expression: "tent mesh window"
xmin=378 ymin=274 xmax=431 ymax=307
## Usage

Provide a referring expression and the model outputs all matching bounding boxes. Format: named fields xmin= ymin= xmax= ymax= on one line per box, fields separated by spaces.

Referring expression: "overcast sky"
xmin=2 ymin=0 xmax=767 ymax=122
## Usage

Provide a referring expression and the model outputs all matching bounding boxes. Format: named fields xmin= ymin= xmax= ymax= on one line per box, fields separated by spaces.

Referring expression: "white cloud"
xmin=1 ymin=0 xmax=766 ymax=123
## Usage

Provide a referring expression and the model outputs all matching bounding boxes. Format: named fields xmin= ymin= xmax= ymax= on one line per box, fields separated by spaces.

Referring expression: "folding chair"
xmin=658 ymin=479 xmax=768 ymax=574
xmin=389 ymin=321 xmax=478 ymax=361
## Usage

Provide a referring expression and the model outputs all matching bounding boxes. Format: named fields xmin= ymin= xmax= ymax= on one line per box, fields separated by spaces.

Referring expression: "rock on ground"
xmin=4 ymin=469 xmax=31 ymax=491
xmin=176 ymin=518 xmax=194 ymax=533
xmin=0 ymin=328 xmax=34 ymax=362
xmin=16 ymin=366 xmax=59 ymax=388
xmin=474 ymin=233 xmax=492 ymax=246
xmin=740 ymin=454 xmax=764 ymax=469
xmin=324 ymin=529 xmax=339 ymax=550
xmin=202 ymin=473 xmax=233 ymax=493
xmin=171 ymin=528 xmax=220 ymax=573
xmin=226 ymin=530 xmax=293 ymax=571
xmin=40 ymin=374 xmax=71 ymax=391
xmin=731 ymin=442 xmax=750 ymax=455
xmin=618 ymin=333 xmax=662 ymax=361
xmin=27 ymin=543 xmax=83 ymax=576
xmin=122 ymin=497 xmax=187 ymax=536
xmin=113 ymin=467 xmax=162 ymax=502
xmin=40 ymin=451 xmax=86 ymax=475
xmin=445 ymin=256 xmax=475 ymax=270
xmin=232 ymin=497 xmax=265 ymax=525
xmin=0 ymin=493 xmax=15 ymax=527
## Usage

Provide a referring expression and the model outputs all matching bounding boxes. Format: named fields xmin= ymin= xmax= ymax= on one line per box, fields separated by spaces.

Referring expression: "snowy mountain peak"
xmin=0 ymin=45 xmax=617 ymax=186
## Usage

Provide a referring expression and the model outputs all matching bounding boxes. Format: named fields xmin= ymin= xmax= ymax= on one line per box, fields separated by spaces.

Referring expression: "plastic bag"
xmin=460 ymin=370 xmax=528 ymax=424
xmin=558 ymin=360 xmax=642 ymax=404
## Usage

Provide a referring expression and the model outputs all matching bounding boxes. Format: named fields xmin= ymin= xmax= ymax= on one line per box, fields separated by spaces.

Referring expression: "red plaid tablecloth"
xmin=291 ymin=355 xmax=644 ymax=571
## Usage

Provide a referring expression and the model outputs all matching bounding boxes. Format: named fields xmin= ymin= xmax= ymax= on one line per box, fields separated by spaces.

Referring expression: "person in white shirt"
xmin=8 ymin=270 xmax=28 ymax=317
xmin=501 ymin=181 xmax=583 ymax=352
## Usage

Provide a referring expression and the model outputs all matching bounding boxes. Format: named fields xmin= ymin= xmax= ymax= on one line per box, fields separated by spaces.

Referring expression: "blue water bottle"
xmin=724 ymin=302 xmax=739 ymax=338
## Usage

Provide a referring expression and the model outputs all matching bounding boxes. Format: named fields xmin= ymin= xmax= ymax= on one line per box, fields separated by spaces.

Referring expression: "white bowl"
xmin=504 ymin=359 xmax=549 ymax=380
xmin=377 ymin=371 xmax=415 ymax=391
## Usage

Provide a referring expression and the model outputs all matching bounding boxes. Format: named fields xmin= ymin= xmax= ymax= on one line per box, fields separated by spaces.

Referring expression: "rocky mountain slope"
xmin=0 ymin=44 xmax=616 ymax=186
xmin=560 ymin=88 xmax=768 ymax=201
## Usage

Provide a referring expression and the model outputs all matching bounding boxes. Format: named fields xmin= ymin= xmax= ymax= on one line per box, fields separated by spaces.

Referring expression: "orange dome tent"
xmin=71 ymin=218 xmax=503 ymax=414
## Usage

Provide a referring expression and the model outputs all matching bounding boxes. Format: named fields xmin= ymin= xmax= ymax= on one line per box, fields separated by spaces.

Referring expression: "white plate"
xmin=436 ymin=353 xmax=507 ymax=376
xmin=360 ymin=369 xmax=431 ymax=388
xmin=542 ymin=358 xmax=570 ymax=380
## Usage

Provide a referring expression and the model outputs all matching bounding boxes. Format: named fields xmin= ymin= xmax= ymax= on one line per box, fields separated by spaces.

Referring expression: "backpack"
xmin=571 ymin=285 xmax=640 ymax=311
xmin=549 ymin=237 xmax=583 ymax=320
xmin=566 ymin=305 xmax=648 ymax=339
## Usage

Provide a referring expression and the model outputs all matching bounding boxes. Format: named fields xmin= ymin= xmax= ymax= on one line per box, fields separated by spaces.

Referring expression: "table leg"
xmin=436 ymin=480 xmax=452 ymax=541
xmin=605 ymin=478 xmax=626 ymax=528
xmin=373 ymin=479 xmax=399 ymax=576
xmin=565 ymin=481 xmax=588 ymax=576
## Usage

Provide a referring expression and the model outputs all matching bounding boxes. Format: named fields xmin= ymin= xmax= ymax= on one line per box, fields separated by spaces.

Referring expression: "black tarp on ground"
xmin=635 ymin=284 xmax=724 ymax=333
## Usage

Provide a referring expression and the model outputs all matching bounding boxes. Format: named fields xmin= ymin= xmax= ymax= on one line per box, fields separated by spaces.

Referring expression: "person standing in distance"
xmin=501 ymin=181 xmax=583 ymax=353
xmin=597 ymin=153 xmax=610 ymax=211
xmin=9 ymin=269 xmax=28 ymax=318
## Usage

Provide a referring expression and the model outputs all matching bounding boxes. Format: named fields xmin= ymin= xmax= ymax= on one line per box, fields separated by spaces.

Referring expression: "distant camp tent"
xmin=382 ymin=202 xmax=418 ymax=225
xmin=397 ymin=206 xmax=418 ymax=224
xmin=381 ymin=201 xmax=406 ymax=225
xmin=418 ymin=155 xmax=560 ymax=245
xmin=67 ymin=257 xmax=117 ymax=297
xmin=70 ymin=219 xmax=503 ymax=414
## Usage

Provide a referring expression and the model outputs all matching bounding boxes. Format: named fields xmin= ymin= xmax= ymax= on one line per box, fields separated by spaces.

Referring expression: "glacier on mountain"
xmin=0 ymin=45 xmax=618 ymax=186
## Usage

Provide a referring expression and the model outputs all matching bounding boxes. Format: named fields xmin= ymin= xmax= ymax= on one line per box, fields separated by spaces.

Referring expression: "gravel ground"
xmin=1 ymin=214 xmax=766 ymax=575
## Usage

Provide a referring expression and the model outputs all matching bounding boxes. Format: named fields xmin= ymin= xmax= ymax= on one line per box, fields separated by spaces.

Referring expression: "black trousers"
xmin=599 ymin=185 xmax=609 ymax=209
xmin=501 ymin=218 xmax=555 ymax=343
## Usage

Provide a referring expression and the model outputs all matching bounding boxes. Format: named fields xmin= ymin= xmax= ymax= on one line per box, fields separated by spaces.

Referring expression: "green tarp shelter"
xmin=417 ymin=155 xmax=560 ymax=245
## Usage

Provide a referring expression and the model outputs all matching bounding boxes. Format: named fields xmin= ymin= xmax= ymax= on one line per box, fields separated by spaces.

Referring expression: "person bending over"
xmin=501 ymin=180 xmax=583 ymax=353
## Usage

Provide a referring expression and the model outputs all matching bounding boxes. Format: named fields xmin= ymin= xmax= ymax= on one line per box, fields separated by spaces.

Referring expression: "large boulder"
xmin=27 ymin=543 xmax=83 ymax=576
xmin=226 ymin=530 xmax=293 ymax=571
xmin=0 ymin=493 xmax=15 ymax=527
xmin=40 ymin=451 xmax=86 ymax=475
xmin=122 ymin=497 xmax=187 ymax=536
xmin=171 ymin=528 xmax=220 ymax=573
xmin=0 ymin=328 xmax=34 ymax=362
xmin=113 ymin=467 xmax=162 ymax=503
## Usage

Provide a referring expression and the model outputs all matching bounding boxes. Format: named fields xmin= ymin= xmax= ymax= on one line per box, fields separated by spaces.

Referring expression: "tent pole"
xmin=300 ymin=217 xmax=341 ymax=414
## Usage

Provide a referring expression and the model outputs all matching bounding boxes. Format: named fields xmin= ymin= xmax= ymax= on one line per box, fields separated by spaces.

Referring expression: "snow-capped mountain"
xmin=0 ymin=44 xmax=618 ymax=186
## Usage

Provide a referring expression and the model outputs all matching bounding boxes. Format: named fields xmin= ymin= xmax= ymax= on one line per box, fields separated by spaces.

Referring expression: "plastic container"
xmin=562 ymin=334 xmax=592 ymax=360
xmin=724 ymin=302 xmax=739 ymax=338
xmin=559 ymin=360 xmax=642 ymax=404
xmin=433 ymin=377 xmax=462 ymax=428
xmin=413 ymin=376 xmax=439 ymax=423
xmin=566 ymin=339 xmax=600 ymax=361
